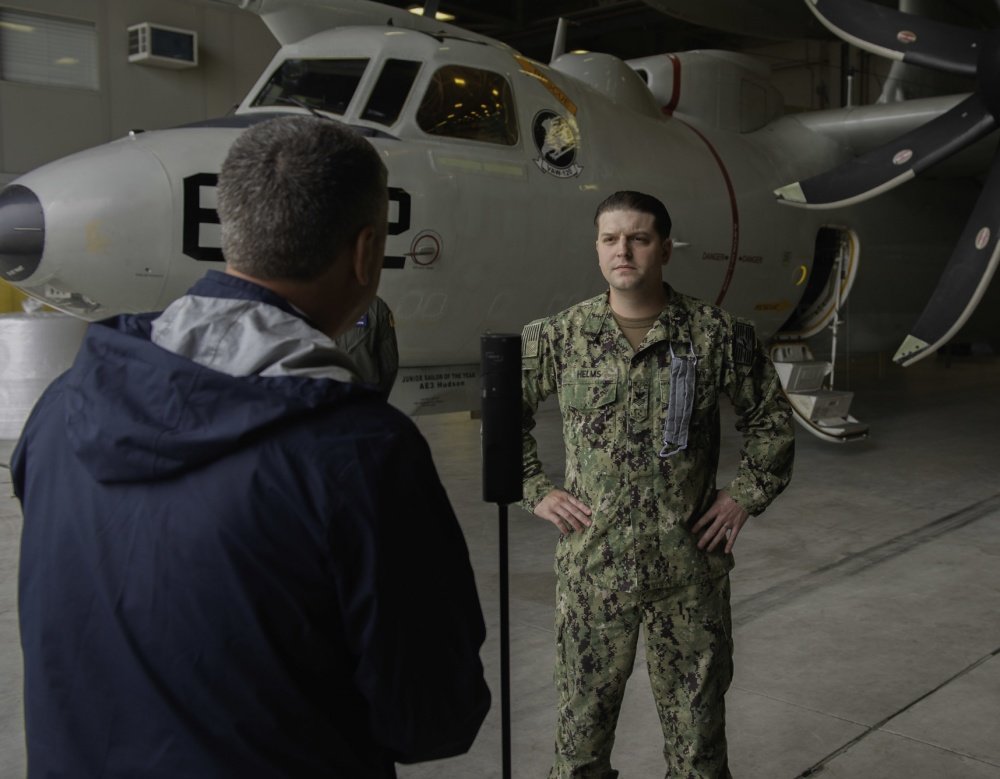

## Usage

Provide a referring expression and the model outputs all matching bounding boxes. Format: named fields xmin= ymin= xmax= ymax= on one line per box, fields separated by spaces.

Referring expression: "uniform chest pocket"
xmin=562 ymin=376 xmax=619 ymax=447
xmin=564 ymin=378 xmax=617 ymax=409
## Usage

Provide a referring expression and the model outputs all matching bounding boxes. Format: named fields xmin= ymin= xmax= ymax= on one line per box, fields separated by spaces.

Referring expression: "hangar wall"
xmin=0 ymin=0 xmax=278 ymax=312
xmin=0 ymin=0 xmax=278 ymax=186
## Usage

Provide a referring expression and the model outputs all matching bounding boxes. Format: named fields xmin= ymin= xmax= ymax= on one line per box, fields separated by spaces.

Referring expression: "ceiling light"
xmin=408 ymin=6 xmax=456 ymax=22
xmin=0 ymin=21 xmax=34 ymax=33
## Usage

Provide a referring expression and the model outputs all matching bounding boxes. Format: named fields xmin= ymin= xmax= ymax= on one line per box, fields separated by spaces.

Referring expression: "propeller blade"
xmin=775 ymin=93 xmax=995 ymax=209
xmin=894 ymin=141 xmax=1000 ymax=366
xmin=806 ymin=0 xmax=986 ymax=77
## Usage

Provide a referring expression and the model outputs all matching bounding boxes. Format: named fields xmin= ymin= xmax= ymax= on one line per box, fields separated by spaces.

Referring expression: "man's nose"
xmin=615 ymin=235 xmax=630 ymax=255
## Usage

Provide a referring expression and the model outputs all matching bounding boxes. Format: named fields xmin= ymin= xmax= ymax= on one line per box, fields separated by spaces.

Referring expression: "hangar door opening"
xmin=778 ymin=226 xmax=858 ymax=340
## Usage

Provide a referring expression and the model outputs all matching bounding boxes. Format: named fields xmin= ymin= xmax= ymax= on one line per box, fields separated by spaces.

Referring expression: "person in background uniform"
xmin=520 ymin=190 xmax=794 ymax=778
xmin=13 ymin=116 xmax=490 ymax=779
xmin=334 ymin=295 xmax=399 ymax=398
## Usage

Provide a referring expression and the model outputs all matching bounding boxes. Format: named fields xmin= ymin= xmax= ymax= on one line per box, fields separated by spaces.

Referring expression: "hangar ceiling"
xmin=373 ymin=0 xmax=999 ymax=62
xmin=374 ymin=0 xmax=775 ymax=61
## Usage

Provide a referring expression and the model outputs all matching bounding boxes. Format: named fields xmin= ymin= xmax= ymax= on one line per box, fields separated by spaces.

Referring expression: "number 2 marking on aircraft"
xmin=182 ymin=174 xmax=412 ymax=268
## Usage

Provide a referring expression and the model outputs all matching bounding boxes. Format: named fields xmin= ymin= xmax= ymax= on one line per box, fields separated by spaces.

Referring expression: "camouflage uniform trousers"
xmin=550 ymin=574 xmax=734 ymax=779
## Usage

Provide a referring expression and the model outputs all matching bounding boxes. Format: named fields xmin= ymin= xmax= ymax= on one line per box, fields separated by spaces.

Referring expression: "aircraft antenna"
xmin=550 ymin=17 xmax=570 ymax=63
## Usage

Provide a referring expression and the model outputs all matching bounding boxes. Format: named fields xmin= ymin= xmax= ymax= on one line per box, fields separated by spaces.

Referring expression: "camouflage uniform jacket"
xmin=333 ymin=296 xmax=399 ymax=399
xmin=521 ymin=285 xmax=794 ymax=592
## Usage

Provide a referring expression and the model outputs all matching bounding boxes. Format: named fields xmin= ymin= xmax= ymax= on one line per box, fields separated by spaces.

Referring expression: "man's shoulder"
xmin=523 ymin=293 xmax=605 ymax=333
xmin=276 ymin=393 xmax=425 ymax=473
xmin=671 ymin=288 xmax=734 ymax=323
xmin=311 ymin=392 xmax=413 ymax=436
xmin=521 ymin=293 xmax=605 ymax=358
xmin=670 ymin=288 xmax=754 ymax=342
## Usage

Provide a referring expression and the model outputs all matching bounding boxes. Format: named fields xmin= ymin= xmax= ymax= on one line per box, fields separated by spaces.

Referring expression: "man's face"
xmin=334 ymin=191 xmax=389 ymax=337
xmin=596 ymin=208 xmax=671 ymax=295
xmin=367 ymin=191 xmax=390 ymax=294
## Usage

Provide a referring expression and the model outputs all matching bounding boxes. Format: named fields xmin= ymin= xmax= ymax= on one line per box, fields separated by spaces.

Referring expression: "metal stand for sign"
xmin=480 ymin=332 xmax=522 ymax=779
xmin=498 ymin=503 xmax=511 ymax=779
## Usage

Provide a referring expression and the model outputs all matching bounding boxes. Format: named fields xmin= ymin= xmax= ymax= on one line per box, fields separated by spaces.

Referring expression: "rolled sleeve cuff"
xmin=725 ymin=475 xmax=771 ymax=517
xmin=518 ymin=473 xmax=556 ymax=514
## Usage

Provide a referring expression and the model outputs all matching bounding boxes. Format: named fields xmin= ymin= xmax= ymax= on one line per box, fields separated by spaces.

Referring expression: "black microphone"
xmin=480 ymin=333 xmax=523 ymax=505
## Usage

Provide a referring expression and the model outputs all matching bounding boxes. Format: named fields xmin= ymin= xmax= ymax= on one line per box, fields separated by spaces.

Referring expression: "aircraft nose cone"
xmin=0 ymin=184 xmax=44 ymax=284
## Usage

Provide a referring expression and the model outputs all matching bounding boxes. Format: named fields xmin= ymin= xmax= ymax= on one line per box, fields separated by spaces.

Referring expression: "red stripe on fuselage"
xmin=674 ymin=118 xmax=740 ymax=306
xmin=662 ymin=54 xmax=681 ymax=116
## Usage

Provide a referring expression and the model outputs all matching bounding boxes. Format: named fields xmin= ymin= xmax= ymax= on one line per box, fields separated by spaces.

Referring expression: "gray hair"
xmin=594 ymin=190 xmax=672 ymax=240
xmin=217 ymin=116 xmax=388 ymax=280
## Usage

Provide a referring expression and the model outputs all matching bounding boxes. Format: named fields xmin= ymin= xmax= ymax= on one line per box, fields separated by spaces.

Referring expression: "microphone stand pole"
xmin=498 ymin=501 xmax=511 ymax=779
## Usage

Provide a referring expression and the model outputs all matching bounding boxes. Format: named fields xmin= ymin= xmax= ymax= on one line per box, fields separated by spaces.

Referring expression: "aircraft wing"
xmin=639 ymin=0 xmax=829 ymax=39
xmin=640 ymin=0 xmax=998 ymax=43
xmin=776 ymin=0 xmax=1000 ymax=366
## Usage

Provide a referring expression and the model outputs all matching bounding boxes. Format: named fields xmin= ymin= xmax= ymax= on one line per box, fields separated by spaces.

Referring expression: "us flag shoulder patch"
xmin=521 ymin=321 xmax=542 ymax=359
xmin=733 ymin=322 xmax=756 ymax=366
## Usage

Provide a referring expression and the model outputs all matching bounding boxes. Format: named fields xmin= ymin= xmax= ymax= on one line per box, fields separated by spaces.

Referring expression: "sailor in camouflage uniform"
xmin=332 ymin=294 xmax=399 ymax=399
xmin=521 ymin=191 xmax=794 ymax=778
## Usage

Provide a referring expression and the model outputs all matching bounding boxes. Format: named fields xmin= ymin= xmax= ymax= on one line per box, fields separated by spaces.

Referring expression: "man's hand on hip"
xmin=534 ymin=489 xmax=592 ymax=535
xmin=691 ymin=489 xmax=748 ymax=554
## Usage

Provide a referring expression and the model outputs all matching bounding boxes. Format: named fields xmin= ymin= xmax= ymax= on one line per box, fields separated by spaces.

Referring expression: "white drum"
xmin=0 ymin=313 xmax=88 ymax=440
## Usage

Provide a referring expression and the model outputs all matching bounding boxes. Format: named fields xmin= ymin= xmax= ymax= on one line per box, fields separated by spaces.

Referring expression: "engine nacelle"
xmin=629 ymin=50 xmax=784 ymax=132
xmin=550 ymin=52 xmax=662 ymax=119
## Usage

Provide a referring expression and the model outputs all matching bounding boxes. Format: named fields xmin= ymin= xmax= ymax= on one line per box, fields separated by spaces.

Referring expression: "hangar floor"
xmin=1 ymin=354 xmax=998 ymax=778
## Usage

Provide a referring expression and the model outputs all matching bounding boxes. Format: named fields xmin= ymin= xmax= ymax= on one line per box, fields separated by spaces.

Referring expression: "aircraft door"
xmin=778 ymin=225 xmax=859 ymax=340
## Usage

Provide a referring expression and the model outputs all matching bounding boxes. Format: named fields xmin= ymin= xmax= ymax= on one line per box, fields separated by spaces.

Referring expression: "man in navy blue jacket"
xmin=13 ymin=116 xmax=490 ymax=777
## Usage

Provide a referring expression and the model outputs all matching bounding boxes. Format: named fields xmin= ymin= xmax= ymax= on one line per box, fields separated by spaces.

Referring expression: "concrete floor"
xmin=1 ymin=354 xmax=999 ymax=778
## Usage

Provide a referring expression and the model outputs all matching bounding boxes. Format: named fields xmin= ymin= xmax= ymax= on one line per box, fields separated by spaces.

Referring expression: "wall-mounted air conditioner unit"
xmin=127 ymin=23 xmax=198 ymax=69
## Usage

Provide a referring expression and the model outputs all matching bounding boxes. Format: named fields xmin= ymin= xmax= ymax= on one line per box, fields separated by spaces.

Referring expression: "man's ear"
xmin=662 ymin=237 xmax=673 ymax=266
xmin=351 ymin=225 xmax=377 ymax=286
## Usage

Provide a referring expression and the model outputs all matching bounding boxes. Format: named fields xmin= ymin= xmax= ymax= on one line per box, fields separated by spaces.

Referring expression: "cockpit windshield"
xmin=361 ymin=59 xmax=422 ymax=126
xmin=251 ymin=58 xmax=369 ymax=116
xmin=416 ymin=65 xmax=518 ymax=146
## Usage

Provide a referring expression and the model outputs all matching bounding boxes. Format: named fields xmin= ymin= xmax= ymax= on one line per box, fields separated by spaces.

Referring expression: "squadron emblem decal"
xmin=532 ymin=110 xmax=583 ymax=179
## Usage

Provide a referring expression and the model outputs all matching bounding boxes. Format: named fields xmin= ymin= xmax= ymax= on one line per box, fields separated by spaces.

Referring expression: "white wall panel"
xmin=0 ymin=0 xmax=277 ymax=178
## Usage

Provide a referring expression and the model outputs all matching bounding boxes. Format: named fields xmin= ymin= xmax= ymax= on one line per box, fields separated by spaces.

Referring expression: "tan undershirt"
xmin=611 ymin=309 xmax=662 ymax=352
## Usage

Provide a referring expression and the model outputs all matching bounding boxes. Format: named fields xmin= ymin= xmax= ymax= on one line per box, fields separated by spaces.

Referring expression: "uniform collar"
xmin=583 ymin=284 xmax=686 ymax=346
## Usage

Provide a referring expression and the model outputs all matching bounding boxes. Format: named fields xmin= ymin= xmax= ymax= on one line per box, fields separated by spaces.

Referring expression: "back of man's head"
xmin=594 ymin=190 xmax=672 ymax=240
xmin=217 ymin=116 xmax=388 ymax=281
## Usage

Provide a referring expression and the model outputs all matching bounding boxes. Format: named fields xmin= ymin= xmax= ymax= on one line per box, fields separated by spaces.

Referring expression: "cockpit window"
xmin=416 ymin=65 xmax=517 ymax=146
xmin=361 ymin=59 xmax=421 ymax=126
xmin=251 ymin=58 xmax=369 ymax=116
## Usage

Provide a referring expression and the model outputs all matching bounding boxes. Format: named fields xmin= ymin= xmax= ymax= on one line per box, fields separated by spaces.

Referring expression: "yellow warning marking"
xmin=514 ymin=55 xmax=578 ymax=116
xmin=85 ymin=221 xmax=110 ymax=254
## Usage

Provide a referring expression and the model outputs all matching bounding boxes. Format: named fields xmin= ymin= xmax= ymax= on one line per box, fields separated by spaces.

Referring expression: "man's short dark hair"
xmin=594 ymin=191 xmax=672 ymax=240
xmin=217 ymin=116 xmax=388 ymax=281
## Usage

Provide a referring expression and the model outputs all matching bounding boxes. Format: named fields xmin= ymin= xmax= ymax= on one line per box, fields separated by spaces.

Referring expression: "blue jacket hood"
xmin=61 ymin=275 xmax=373 ymax=483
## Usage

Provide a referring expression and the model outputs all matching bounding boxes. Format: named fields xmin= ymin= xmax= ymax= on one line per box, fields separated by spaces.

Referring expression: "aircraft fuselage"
xmin=0 ymin=24 xmax=987 ymax=412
